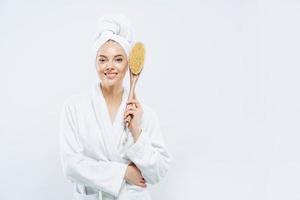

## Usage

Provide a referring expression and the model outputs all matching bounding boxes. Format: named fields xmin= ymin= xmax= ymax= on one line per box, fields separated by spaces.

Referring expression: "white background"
xmin=1 ymin=0 xmax=300 ymax=199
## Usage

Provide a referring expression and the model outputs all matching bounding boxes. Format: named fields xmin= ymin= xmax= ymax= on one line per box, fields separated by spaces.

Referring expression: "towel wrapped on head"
xmin=93 ymin=13 xmax=135 ymax=67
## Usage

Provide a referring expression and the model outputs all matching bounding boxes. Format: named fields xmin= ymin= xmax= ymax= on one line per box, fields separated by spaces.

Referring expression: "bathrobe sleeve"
xmin=59 ymin=99 xmax=128 ymax=197
xmin=124 ymin=107 xmax=172 ymax=184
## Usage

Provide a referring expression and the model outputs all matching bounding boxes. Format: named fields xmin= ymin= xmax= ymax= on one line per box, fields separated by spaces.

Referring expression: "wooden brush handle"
xmin=125 ymin=74 xmax=139 ymax=128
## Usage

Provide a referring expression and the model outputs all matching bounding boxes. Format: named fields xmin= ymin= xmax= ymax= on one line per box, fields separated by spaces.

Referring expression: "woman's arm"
xmin=124 ymin=106 xmax=172 ymax=184
xmin=59 ymin=101 xmax=127 ymax=197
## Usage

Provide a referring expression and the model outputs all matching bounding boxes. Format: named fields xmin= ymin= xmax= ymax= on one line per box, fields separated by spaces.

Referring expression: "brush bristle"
xmin=129 ymin=42 xmax=145 ymax=75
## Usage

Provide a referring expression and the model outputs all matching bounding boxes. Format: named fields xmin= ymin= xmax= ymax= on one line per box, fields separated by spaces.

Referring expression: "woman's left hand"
xmin=124 ymin=98 xmax=143 ymax=138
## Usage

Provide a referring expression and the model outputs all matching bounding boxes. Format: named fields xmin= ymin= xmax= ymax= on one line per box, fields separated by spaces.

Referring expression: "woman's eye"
xmin=116 ymin=58 xmax=123 ymax=62
xmin=99 ymin=59 xmax=105 ymax=62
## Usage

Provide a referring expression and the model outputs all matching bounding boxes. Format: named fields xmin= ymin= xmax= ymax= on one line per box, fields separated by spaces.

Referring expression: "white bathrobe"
xmin=59 ymin=81 xmax=172 ymax=200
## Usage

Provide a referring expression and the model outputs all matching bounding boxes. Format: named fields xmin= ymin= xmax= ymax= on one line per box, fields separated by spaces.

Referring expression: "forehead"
xmin=97 ymin=40 xmax=126 ymax=57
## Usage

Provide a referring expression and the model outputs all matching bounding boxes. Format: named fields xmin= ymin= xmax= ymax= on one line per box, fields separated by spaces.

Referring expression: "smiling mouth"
xmin=104 ymin=72 xmax=118 ymax=79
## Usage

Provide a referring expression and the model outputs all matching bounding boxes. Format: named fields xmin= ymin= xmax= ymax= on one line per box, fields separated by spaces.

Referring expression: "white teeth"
xmin=105 ymin=73 xmax=118 ymax=79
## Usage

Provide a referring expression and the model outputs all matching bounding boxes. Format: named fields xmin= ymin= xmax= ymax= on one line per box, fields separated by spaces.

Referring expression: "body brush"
xmin=125 ymin=42 xmax=145 ymax=128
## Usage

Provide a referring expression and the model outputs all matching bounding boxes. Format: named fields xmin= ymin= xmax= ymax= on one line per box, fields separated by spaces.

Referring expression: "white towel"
xmin=93 ymin=13 xmax=135 ymax=67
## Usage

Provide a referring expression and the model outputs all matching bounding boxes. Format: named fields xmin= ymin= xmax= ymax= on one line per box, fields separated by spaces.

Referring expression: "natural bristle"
xmin=129 ymin=42 xmax=145 ymax=75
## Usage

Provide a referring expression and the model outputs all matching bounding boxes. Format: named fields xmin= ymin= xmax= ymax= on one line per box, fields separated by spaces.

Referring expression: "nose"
xmin=105 ymin=59 xmax=114 ymax=71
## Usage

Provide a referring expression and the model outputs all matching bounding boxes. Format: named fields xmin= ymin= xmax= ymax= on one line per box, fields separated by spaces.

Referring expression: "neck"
xmin=100 ymin=82 xmax=124 ymax=102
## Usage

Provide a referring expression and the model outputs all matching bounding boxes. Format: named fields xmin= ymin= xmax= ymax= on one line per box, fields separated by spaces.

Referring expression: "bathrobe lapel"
xmin=91 ymin=82 xmax=129 ymax=162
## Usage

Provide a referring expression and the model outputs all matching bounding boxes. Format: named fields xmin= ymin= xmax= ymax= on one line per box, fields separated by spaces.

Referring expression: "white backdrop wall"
xmin=1 ymin=0 xmax=300 ymax=199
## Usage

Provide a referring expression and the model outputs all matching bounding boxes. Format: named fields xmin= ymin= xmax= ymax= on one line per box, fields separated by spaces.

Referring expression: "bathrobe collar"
xmin=91 ymin=81 xmax=129 ymax=162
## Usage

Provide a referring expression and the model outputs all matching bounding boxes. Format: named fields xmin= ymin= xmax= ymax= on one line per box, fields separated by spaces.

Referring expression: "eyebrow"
xmin=98 ymin=54 xmax=124 ymax=58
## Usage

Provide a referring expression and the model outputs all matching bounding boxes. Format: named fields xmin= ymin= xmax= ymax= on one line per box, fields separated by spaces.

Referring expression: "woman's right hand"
xmin=124 ymin=162 xmax=147 ymax=188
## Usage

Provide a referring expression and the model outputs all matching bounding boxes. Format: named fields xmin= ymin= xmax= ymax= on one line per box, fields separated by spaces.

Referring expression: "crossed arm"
xmin=59 ymin=101 xmax=172 ymax=197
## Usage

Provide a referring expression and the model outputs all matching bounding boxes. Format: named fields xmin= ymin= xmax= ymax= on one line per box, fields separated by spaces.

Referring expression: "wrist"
xmin=133 ymin=129 xmax=141 ymax=142
xmin=124 ymin=165 xmax=132 ymax=181
xmin=131 ymin=127 xmax=141 ymax=136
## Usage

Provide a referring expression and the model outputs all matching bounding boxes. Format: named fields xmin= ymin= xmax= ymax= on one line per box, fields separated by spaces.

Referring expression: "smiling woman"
xmin=96 ymin=40 xmax=129 ymax=124
xmin=59 ymin=13 xmax=172 ymax=200
xmin=96 ymin=40 xmax=128 ymax=88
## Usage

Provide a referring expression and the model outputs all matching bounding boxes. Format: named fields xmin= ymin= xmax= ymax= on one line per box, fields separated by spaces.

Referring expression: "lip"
xmin=104 ymin=72 xmax=118 ymax=79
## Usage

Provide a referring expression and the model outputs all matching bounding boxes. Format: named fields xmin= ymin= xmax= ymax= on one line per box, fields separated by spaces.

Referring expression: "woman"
xmin=59 ymin=14 xmax=172 ymax=200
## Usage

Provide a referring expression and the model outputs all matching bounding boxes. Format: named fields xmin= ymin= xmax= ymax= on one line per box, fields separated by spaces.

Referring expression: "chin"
xmin=101 ymin=79 xmax=120 ymax=87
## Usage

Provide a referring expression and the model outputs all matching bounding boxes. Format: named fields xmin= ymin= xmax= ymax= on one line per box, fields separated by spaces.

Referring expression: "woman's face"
xmin=96 ymin=40 xmax=128 ymax=88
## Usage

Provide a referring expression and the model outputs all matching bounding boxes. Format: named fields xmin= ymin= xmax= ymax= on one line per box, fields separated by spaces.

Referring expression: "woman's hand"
xmin=124 ymin=162 xmax=147 ymax=187
xmin=124 ymin=98 xmax=143 ymax=140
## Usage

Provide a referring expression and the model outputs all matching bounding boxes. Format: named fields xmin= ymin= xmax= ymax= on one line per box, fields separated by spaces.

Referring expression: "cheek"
xmin=96 ymin=64 xmax=105 ymax=73
xmin=122 ymin=60 xmax=129 ymax=71
xmin=96 ymin=65 xmax=106 ymax=80
xmin=115 ymin=62 xmax=128 ymax=73
xmin=120 ymin=64 xmax=128 ymax=76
